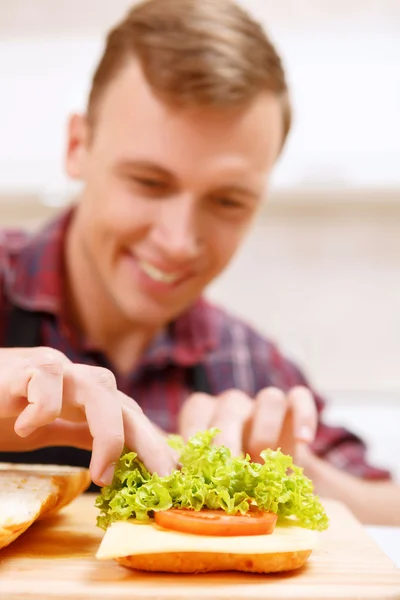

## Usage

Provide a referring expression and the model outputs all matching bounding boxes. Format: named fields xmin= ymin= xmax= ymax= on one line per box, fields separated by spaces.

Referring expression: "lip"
xmin=123 ymin=251 xmax=193 ymax=292
xmin=135 ymin=251 xmax=194 ymax=277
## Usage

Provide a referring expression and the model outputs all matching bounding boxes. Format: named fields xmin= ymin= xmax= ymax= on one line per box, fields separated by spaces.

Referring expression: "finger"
xmin=122 ymin=399 xmax=177 ymax=477
xmin=247 ymin=387 xmax=288 ymax=458
xmin=44 ymin=420 xmax=94 ymax=450
xmin=116 ymin=390 xmax=144 ymax=415
xmin=1 ymin=419 xmax=94 ymax=452
xmin=287 ymin=386 xmax=318 ymax=444
xmin=210 ymin=390 xmax=253 ymax=457
xmin=9 ymin=354 xmax=64 ymax=436
xmin=0 ymin=362 xmax=27 ymax=417
xmin=73 ymin=366 xmax=125 ymax=486
xmin=178 ymin=393 xmax=216 ymax=441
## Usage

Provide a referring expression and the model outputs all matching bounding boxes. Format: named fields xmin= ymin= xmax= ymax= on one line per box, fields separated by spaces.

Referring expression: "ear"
xmin=65 ymin=113 xmax=89 ymax=180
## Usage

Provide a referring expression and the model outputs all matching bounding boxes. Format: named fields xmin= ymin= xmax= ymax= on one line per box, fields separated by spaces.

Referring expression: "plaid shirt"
xmin=0 ymin=209 xmax=390 ymax=480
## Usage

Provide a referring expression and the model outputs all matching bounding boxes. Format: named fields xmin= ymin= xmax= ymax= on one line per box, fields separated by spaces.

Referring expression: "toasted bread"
xmin=0 ymin=463 xmax=91 ymax=550
xmin=116 ymin=549 xmax=312 ymax=573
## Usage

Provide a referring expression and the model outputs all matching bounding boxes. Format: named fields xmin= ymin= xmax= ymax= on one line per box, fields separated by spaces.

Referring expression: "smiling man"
xmin=0 ymin=0 xmax=399 ymax=524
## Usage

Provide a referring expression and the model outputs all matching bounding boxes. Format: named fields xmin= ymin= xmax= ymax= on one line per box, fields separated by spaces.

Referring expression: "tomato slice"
xmin=154 ymin=506 xmax=278 ymax=537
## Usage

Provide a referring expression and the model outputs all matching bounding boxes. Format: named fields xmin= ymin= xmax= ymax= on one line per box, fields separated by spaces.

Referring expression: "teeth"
xmin=138 ymin=260 xmax=180 ymax=284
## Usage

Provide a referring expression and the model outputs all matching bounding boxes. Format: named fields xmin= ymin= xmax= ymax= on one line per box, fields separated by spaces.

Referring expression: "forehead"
xmin=92 ymin=61 xmax=283 ymax=175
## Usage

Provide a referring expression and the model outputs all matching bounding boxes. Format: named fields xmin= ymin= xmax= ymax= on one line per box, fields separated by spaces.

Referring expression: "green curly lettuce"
xmin=95 ymin=429 xmax=328 ymax=532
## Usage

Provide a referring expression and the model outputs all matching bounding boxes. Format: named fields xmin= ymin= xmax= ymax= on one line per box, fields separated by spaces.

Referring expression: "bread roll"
xmin=0 ymin=463 xmax=91 ymax=550
xmin=116 ymin=549 xmax=312 ymax=573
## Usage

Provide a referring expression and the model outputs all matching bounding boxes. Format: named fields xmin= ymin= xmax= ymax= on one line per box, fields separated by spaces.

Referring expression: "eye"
xmin=133 ymin=177 xmax=166 ymax=189
xmin=126 ymin=175 xmax=171 ymax=197
xmin=215 ymin=196 xmax=244 ymax=209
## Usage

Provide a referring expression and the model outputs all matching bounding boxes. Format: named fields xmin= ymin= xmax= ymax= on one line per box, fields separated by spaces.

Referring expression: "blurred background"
xmin=0 ymin=0 xmax=399 ymax=478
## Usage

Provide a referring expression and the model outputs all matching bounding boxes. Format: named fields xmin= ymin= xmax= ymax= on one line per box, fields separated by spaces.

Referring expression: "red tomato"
xmin=154 ymin=506 xmax=278 ymax=537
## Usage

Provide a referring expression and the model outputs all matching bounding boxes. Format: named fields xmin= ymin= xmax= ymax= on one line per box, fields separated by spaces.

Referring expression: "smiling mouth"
xmin=137 ymin=259 xmax=183 ymax=285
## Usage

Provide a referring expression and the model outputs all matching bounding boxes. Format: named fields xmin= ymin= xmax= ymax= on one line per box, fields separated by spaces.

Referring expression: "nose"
xmin=151 ymin=194 xmax=201 ymax=263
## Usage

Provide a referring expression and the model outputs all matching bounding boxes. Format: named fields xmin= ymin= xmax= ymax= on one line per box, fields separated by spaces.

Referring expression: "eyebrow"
xmin=216 ymin=184 xmax=259 ymax=201
xmin=115 ymin=160 xmax=174 ymax=179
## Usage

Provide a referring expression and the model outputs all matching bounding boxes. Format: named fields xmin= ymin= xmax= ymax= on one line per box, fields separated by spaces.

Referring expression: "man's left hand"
xmin=178 ymin=386 xmax=317 ymax=465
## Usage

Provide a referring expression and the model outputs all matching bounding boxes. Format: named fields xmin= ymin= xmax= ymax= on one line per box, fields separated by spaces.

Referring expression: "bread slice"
xmin=0 ymin=463 xmax=91 ymax=550
xmin=116 ymin=549 xmax=312 ymax=573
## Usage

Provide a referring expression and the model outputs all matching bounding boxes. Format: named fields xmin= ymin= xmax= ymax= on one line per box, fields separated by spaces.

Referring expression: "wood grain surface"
xmin=0 ymin=494 xmax=399 ymax=599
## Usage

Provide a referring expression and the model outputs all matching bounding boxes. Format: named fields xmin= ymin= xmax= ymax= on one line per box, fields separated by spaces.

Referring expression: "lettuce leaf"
xmin=95 ymin=429 xmax=329 ymax=532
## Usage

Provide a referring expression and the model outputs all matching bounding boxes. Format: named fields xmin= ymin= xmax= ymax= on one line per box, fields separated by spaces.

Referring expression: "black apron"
xmin=1 ymin=306 xmax=211 ymax=491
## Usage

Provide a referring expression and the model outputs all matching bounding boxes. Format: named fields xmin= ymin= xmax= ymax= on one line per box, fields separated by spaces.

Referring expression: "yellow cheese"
xmin=96 ymin=518 xmax=319 ymax=560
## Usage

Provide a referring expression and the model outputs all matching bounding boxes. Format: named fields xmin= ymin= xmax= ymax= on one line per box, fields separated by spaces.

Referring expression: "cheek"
xmin=83 ymin=174 xmax=150 ymax=243
xmin=205 ymin=225 xmax=246 ymax=276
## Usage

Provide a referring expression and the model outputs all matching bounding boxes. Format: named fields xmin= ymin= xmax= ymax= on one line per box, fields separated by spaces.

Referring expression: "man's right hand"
xmin=0 ymin=347 xmax=176 ymax=486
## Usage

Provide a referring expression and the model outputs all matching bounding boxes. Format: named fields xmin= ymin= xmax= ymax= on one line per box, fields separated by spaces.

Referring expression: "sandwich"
xmin=0 ymin=463 xmax=91 ymax=550
xmin=95 ymin=429 xmax=328 ymax=573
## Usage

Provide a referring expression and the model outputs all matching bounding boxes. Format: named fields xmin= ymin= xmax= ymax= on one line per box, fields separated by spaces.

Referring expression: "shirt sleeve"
xmin=0 ymin=234 xmax=8 ymax=344
xmin=182 ymin=302 xmax=391 ymax=481
xmin=267 ymin=345 xmax=391 ymax=481
xmin=0 ymin=229 xmax=30 ymax=346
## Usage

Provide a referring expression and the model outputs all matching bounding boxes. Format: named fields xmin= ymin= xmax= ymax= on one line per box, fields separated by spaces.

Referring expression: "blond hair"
xmin=88 ymin=0 xmax=291 ymax=148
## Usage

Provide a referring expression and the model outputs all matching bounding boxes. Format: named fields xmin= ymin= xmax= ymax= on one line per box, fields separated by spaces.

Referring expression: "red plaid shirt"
xmin=0 ymin=209 xmax=390 ymax=480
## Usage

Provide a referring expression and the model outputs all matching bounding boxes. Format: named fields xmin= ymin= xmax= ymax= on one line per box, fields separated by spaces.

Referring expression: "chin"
xmin=111 ymin=280 xmax=198 ymax=328
xmin=117 ymin=296 xmax=171 ymax=328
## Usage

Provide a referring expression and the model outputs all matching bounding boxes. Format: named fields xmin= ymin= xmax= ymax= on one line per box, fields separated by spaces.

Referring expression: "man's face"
xmin=66 ymin=62 xmax=283 ymax=328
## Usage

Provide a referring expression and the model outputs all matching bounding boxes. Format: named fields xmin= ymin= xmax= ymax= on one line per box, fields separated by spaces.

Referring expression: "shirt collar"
xmin=5 ymin=208 xmax=218 ymax=367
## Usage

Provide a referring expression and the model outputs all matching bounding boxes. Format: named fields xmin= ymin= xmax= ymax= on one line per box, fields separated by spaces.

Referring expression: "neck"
xmin=63 ymin=212 xmax=156 ymax=374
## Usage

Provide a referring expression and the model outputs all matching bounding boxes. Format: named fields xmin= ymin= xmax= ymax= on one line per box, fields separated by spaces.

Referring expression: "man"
xmin=0 ymin=0 xmax=398 ymax=523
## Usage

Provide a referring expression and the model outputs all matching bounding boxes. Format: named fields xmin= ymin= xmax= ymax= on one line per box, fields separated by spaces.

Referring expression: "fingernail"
xmin=16 ymin=426 xmax=36 ymax=438
xmin=156 ymin=456 xmax=178 ymax=477
xmin=99 ymin=464 xmax=115 ymax=486
xmin=156 ymin=463 xmax=174 ymax=477
xmin=297 ymin=426 xmax=314 ymax=443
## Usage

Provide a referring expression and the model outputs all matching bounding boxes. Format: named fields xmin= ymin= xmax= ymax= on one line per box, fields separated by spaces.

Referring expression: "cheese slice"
xmin=96 ymin=518 xmax=319 ymax=560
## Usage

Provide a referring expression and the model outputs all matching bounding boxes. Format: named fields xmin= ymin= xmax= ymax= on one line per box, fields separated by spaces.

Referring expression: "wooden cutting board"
xmin=0 ymin=494 xmax=399 ymax=599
